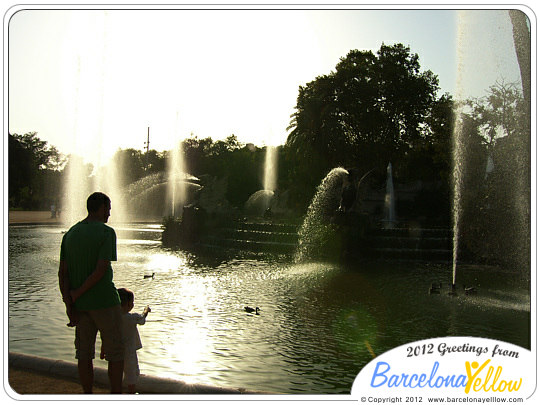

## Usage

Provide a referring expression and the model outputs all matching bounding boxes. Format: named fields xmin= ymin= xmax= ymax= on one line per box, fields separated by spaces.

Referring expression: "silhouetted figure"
xmin=58 ymin=192 xmax=124 ymax=394
xmin=108 ymin=288 xmax=151 ymax=394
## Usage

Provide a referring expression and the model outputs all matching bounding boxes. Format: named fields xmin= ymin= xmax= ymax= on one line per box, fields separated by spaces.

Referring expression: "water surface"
xmin=8 ymin=224 xmax=530 ymax=394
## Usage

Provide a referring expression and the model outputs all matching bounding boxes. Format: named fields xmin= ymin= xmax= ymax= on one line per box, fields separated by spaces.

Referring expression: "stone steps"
xmin=192 ymin=221 xmax=454 ymax=261
xmin=203 ymin=235 xmax=297 ymax=254
xmin=367 ymin=227 xmax=452 ymax=262
xmin=218 ymin=228 xmax=299 ymax=244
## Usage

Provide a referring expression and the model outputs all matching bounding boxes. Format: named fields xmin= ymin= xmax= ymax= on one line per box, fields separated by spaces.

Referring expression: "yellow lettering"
xmin=492 ymin=367 xmax=503 ymax=391
xmin=465 ymin=360 xmax=491 ymax=394
xmin=482 ymin=366 xmax=494 ymax=392
xmin=497 ymin=380 xmax=507 ymax=392
xmin=464 ymin=360 xmax=523 ymax=394
xmin=509 ymin=379 xmax=522 ymax=392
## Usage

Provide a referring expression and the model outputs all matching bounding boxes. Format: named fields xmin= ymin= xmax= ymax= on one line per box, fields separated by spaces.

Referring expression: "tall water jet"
xmin=94 ymin=159 xmax=128 ymax=224
xmin=451 ymin=10 xmax=529 ymax=285
xmin=63 ymin=151 xmax=128 ymax=225
xmin=263 ymin=145 xmax=278 ymax=192
xmin=63 ymin=156 xmax=91 ymax=226
xmin=245 ymin=145 xmax=278 ymax=216
xmin=451 ymin=108 xmax=465 ymax=287
xmin=295 ymin=167 xmax=348 ymax=262
xmin=508 ymin=9 xmax=531 ymax=274
xmin=167 ymin=139 xmax=186 ymax=218
xmin=383 ymin=162 xmax=396 ymax=228
xmin=450 ymin=11 xmax=468 ymax=287
xmin=61 ymin=13 xmax=128 ymax=226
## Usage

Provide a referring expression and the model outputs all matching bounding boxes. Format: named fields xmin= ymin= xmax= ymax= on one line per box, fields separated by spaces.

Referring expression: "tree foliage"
xmin=182 ymin=134 xmax=263 ymax=207
xmin=9 ymin=132 xmax=65 ymax=209
xmin=466 ymin=79 xmax=525 ymax=148
xmin=457 ymin=81 xmax=528 ymax=269
xmin=286 ymin=43 xmax=449 ymax=209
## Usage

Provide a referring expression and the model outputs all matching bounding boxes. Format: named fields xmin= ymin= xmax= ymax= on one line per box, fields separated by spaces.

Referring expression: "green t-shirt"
xmin=60 ymin=220 xmax=120 ymax=311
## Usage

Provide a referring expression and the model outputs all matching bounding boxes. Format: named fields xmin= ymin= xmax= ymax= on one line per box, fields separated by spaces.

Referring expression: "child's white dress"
xmin=122 ymin=312 xmax=146 ymax=385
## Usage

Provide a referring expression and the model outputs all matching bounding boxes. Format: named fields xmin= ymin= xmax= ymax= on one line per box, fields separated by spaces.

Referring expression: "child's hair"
xmin=117 ymin=288 xmax=134 ymax=305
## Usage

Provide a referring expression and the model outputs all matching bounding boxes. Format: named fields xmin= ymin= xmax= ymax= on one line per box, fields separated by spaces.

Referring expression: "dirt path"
xmin=7 ymin=367 xmax=109 ymax=395
xmin=8 ymin=211 xmax=62 ymax=225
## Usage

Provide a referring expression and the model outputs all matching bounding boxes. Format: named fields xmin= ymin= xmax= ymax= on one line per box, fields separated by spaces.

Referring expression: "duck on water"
xmin=244 ymin=306 xmax=260 ymax=315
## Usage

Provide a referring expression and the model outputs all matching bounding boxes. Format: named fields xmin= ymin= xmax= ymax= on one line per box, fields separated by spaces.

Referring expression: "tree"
xmin=111 ymin=148 xmax=145 ymax=187
xmin=183 ymin=135 xmax=214 ymax=175
xmin=286 ymin=43 xmax=444 ymax=209
xmin=466 ymin=80 xmax=524 ymax=149
xmin=8 ymin=132 xmax=65 ymax=209
xmin=144 ymin=149 xmax=166 ymax=174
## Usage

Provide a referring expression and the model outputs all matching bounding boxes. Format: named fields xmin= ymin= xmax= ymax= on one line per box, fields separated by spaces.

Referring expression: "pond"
xmin=7 ymin=224 xmax=530 ymax=394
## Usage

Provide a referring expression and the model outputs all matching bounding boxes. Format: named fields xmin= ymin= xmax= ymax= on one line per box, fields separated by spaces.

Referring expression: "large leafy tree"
xmin=286 ymin=43 xmax=443 ymax=208
xmin=9 ymin=132 xmax=64 ymax=209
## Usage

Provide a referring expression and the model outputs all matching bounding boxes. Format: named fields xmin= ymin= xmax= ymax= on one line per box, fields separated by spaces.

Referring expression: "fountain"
xmin=166 ymin=138 xmax=187 ymax=217
xmin=295 ymin=167 xmax=349 ymax=262
xmin=63 ymin=146 xmax=201 ymax=224
xmin=62 ymin=133 xmax=128 ymax=225
xmin=245 ymin=145 xmax=278 ymax=216
xmin=125 ymin=172 xmax=202 ymax=221
xmin=263 ymin=145 xmax=278 ymax=192
xmin=449 ymin=10 xmax=530 ymax=292
xmin=9 ymin=10 xmax=533 ymax=397
xmin=59 ymin=12 xmax=127 ymax=226
xmin=451 ymin=105 xmax=465 ymax=287
xmin=244 ymin=189 xmax=275 ymax=216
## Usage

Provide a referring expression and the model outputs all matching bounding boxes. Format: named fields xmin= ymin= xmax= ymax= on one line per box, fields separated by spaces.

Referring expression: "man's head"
xmin=86 ymin=192 xmax=111 ymax=223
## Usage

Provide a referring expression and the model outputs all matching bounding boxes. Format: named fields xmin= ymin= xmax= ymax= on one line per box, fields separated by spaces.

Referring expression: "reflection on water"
xmin=8 ymin=224 xmax=530 ymax=394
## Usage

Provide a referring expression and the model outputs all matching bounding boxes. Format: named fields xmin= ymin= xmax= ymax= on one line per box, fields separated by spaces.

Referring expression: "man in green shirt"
xmin=59 ymin=192 xmax=124 ymax=394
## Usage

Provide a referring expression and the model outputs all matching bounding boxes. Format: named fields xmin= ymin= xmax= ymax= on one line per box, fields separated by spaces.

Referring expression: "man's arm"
xmin=58 ymin=260 xmax=71 ymax=304
xmin=70 ymin=259 xmax=109 ymax=303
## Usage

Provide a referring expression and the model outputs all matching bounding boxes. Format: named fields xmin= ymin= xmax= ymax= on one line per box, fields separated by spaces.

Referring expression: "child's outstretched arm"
xmin=132 ymin=306 xmax=151 ymax=326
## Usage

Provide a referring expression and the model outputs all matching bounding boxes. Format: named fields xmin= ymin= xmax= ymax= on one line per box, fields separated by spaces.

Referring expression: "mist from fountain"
xmin=63 ymin=155 xmax=128 ymax=225
xmin=167 ymin=137 xmax=186 ymax=218
xmin=245 ymin=190 xmax=275 ymax=216
xmin=451 ymin=10 xmax=530 ymax=285
xmin=263 ymin=145 xmax=278 ymax=192
xmin=295 ymin=167 xmax=348 ymax=262
xmin=451 ymin=109 xmax=465 ymax=286
xmin=451 ymin=11 xmax=474 ymax=286
xmin=244 ymin=145 xmax=278 ymax=216
xmin=62 ymin=33 xmax=128 ymax=226
xmin=123 ymin=171 xmax=201 ymax=221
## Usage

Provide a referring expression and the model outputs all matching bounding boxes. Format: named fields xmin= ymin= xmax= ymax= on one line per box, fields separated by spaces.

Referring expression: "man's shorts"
xmin=75 ymin=305 xmax=124 ymax=362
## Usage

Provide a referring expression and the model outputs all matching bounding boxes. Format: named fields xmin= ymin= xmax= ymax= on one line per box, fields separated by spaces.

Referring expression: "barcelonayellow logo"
xmin=352 ymin=337 xmax=533 ymax=398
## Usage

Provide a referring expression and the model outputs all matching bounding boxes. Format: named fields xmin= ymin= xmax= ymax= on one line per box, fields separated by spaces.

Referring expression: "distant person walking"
xmin=58 ymin=192 xmax=124 ymax=394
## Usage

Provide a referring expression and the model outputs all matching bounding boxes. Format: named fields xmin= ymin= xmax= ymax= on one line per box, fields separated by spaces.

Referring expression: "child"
xmin=102 ymin=288 xmax=150 ymax=394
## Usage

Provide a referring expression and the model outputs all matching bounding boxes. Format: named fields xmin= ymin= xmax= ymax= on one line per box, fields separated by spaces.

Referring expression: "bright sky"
xmin=7 ymin=6 xmax=527 ymax=167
